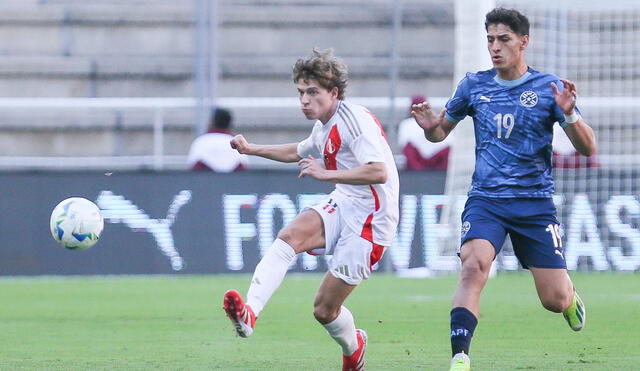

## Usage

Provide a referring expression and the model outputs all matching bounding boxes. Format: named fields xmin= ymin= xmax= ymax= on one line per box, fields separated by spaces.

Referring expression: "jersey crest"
xmin=520 ymin=90 xmax=538 ymax=108
xmin=323 ymin=125 xmax=341 ymax=170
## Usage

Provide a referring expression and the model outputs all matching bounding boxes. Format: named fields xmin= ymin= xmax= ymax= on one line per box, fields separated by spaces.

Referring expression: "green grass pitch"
xmin=0 ymin=272 xmax=638 ymax=370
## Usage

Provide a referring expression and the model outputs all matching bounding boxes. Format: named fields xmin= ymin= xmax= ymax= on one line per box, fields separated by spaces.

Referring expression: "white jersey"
xmin=187 ymin=131 xmax=249 ymax=172
xmin=297 ymin=101 xmax=400 ymax=246
xmin=397 ymin=117 xmax=453 ymax=158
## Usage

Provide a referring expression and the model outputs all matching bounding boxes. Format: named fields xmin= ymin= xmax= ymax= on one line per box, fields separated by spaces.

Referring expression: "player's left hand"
xmin=298 ymin=155 xmax=328 ymax=181
xmin=551 ymin=78 xmax=577 ymax=114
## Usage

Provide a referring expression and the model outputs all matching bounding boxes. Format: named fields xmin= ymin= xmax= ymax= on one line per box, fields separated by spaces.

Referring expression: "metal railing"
xmin=0 ymin=96 xmax=450 ymax=170
xmin=0 ymin=96 xmax=633 ymax=170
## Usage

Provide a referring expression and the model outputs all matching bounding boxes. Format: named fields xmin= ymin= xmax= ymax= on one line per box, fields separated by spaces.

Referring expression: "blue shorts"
xmin=460 ymin=196 xmax=566 ymax=269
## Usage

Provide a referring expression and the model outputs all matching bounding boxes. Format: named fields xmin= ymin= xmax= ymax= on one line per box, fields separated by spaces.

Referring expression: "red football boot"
xmin=342 ymin=329 xmax=368 ymax=371
xmin=223 ymin=289 xmax=256 ymax=338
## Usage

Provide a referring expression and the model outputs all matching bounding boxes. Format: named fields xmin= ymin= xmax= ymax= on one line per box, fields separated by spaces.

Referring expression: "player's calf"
xmin=223 ymin=289 xmax=256 ymax=338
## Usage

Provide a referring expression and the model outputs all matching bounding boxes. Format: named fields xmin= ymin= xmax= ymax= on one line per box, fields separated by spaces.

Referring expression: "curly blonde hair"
xmin=292 ymin=48 xmax=348 ymax=100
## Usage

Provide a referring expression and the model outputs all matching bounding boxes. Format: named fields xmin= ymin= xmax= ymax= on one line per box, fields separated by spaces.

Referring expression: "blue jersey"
xmin=445 ymin=67 xmax=576 ymax=198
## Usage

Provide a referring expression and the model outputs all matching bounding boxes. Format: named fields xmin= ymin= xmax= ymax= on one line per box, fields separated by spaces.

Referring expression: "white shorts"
xmin=308 ymin=194 xmax=386 ymax=285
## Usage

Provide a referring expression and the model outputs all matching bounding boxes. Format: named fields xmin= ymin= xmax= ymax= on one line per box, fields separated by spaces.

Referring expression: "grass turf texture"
xmin=0 ymin=273 xmax=637 ymax=370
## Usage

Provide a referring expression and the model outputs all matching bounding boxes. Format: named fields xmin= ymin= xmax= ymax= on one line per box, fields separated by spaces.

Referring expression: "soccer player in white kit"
xmin=224 ymin=48 xmax=399 ymax=371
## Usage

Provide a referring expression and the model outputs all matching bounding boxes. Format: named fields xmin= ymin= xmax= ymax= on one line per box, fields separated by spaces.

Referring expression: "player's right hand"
xmin=230 ymin=134 xmax=251 ymax=154
xmin=411 ymin=101 xmax=446 ymax=131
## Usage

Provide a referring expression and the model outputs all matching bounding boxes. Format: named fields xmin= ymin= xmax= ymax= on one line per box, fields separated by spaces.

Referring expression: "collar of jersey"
xmin=323 ymin=100 xmax=344 ymax=127
xmin=493 ymin=71 xmax=531 ymax=87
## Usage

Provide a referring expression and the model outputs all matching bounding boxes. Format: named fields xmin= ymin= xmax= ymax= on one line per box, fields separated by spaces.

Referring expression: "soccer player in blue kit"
xmin=411 ymin=8 xmax=596 ymax=371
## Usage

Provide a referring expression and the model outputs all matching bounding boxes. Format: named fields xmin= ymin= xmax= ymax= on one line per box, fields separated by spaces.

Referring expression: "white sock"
xmin=246 ymin=238 xmax=296 ymax=316
xmin=322 ymin=306 xmax=358 ymax=356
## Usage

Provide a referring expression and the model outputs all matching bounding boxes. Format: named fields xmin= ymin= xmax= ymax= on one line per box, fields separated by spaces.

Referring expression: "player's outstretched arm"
xmin=298 ymin=156 xmax=387 ymax=185
xmin=551 ymin=79 xmax=597 ymax=156
xmin=230 ymin=134 xmax=302 ymax=163
xmin=411 ymin=101 xmax=456 ymax=142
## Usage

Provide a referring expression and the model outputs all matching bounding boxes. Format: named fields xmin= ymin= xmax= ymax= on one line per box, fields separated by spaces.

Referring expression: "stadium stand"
xmin=0 ymin=0 xmax=454 ymax=160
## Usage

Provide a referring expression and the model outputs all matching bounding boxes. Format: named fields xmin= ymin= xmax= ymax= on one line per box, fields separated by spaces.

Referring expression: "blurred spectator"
xmin=552 ymin=124 xmax=598 ymax=169
xmin=188 ymin=108 xmax=249 ymax=172
xmin=397 ymin=94 xmax=453 ymax=170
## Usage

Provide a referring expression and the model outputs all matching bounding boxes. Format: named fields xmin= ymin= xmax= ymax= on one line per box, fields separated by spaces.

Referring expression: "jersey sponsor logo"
xmin=461 ymin=221 xmax=471 ymax=238
xmin=520 ymin=90 xmax=538 ymax=108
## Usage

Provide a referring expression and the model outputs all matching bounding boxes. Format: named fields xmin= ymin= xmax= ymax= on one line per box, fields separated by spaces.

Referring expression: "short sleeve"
xmin=445 ymin=76 xmax=471 ymax=124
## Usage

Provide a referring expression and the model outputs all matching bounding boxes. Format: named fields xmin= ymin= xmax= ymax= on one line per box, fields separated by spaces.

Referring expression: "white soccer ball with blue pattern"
xmin=50 ymin=197 xmax=104 ymax=250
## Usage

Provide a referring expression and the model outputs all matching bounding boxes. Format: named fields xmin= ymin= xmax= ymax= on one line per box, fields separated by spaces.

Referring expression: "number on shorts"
xmin=545 ymin=224 xmax=563 ymax=248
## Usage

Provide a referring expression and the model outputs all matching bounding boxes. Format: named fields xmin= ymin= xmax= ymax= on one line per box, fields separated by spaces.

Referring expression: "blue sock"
xmin=450 ymin=307 xmax=478 ymax=357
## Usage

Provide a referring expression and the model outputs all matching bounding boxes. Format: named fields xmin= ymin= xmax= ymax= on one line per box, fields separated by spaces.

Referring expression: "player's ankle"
xmin=450 ymin=307 xmax=477 ymax=356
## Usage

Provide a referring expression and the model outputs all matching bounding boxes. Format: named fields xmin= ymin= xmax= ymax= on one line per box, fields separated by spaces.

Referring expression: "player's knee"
xmin=313 ymin=304 xmax=339 ymax=324
xmin=277 ymin=226 xmax=306 ymax=250
xmin=276 ymin=228 xmax=296 ymax=245
xmin=459 ymin=260 xmax=490 ymax=285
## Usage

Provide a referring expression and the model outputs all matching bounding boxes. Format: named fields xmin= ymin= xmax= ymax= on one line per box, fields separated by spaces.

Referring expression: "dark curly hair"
xmin=292 ymin=48 xmax=348 ymax=100
xmin=485 ymin=8 xmax=530 ymax=36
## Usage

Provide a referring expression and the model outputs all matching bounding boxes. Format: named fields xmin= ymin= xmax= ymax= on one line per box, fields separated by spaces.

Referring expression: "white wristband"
xmin=562 ymin=111 xmax=581 ymax=126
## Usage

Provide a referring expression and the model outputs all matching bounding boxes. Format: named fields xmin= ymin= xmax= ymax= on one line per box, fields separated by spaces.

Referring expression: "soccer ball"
xmin=50 ymin=197 xmax=104 ymax=250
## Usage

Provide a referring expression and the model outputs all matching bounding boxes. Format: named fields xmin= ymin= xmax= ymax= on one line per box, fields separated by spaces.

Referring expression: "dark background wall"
xmin=0 ymin=170 xmax=446 ymax=275
xmin=3 ymin=169 xmax=637 ymax=275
